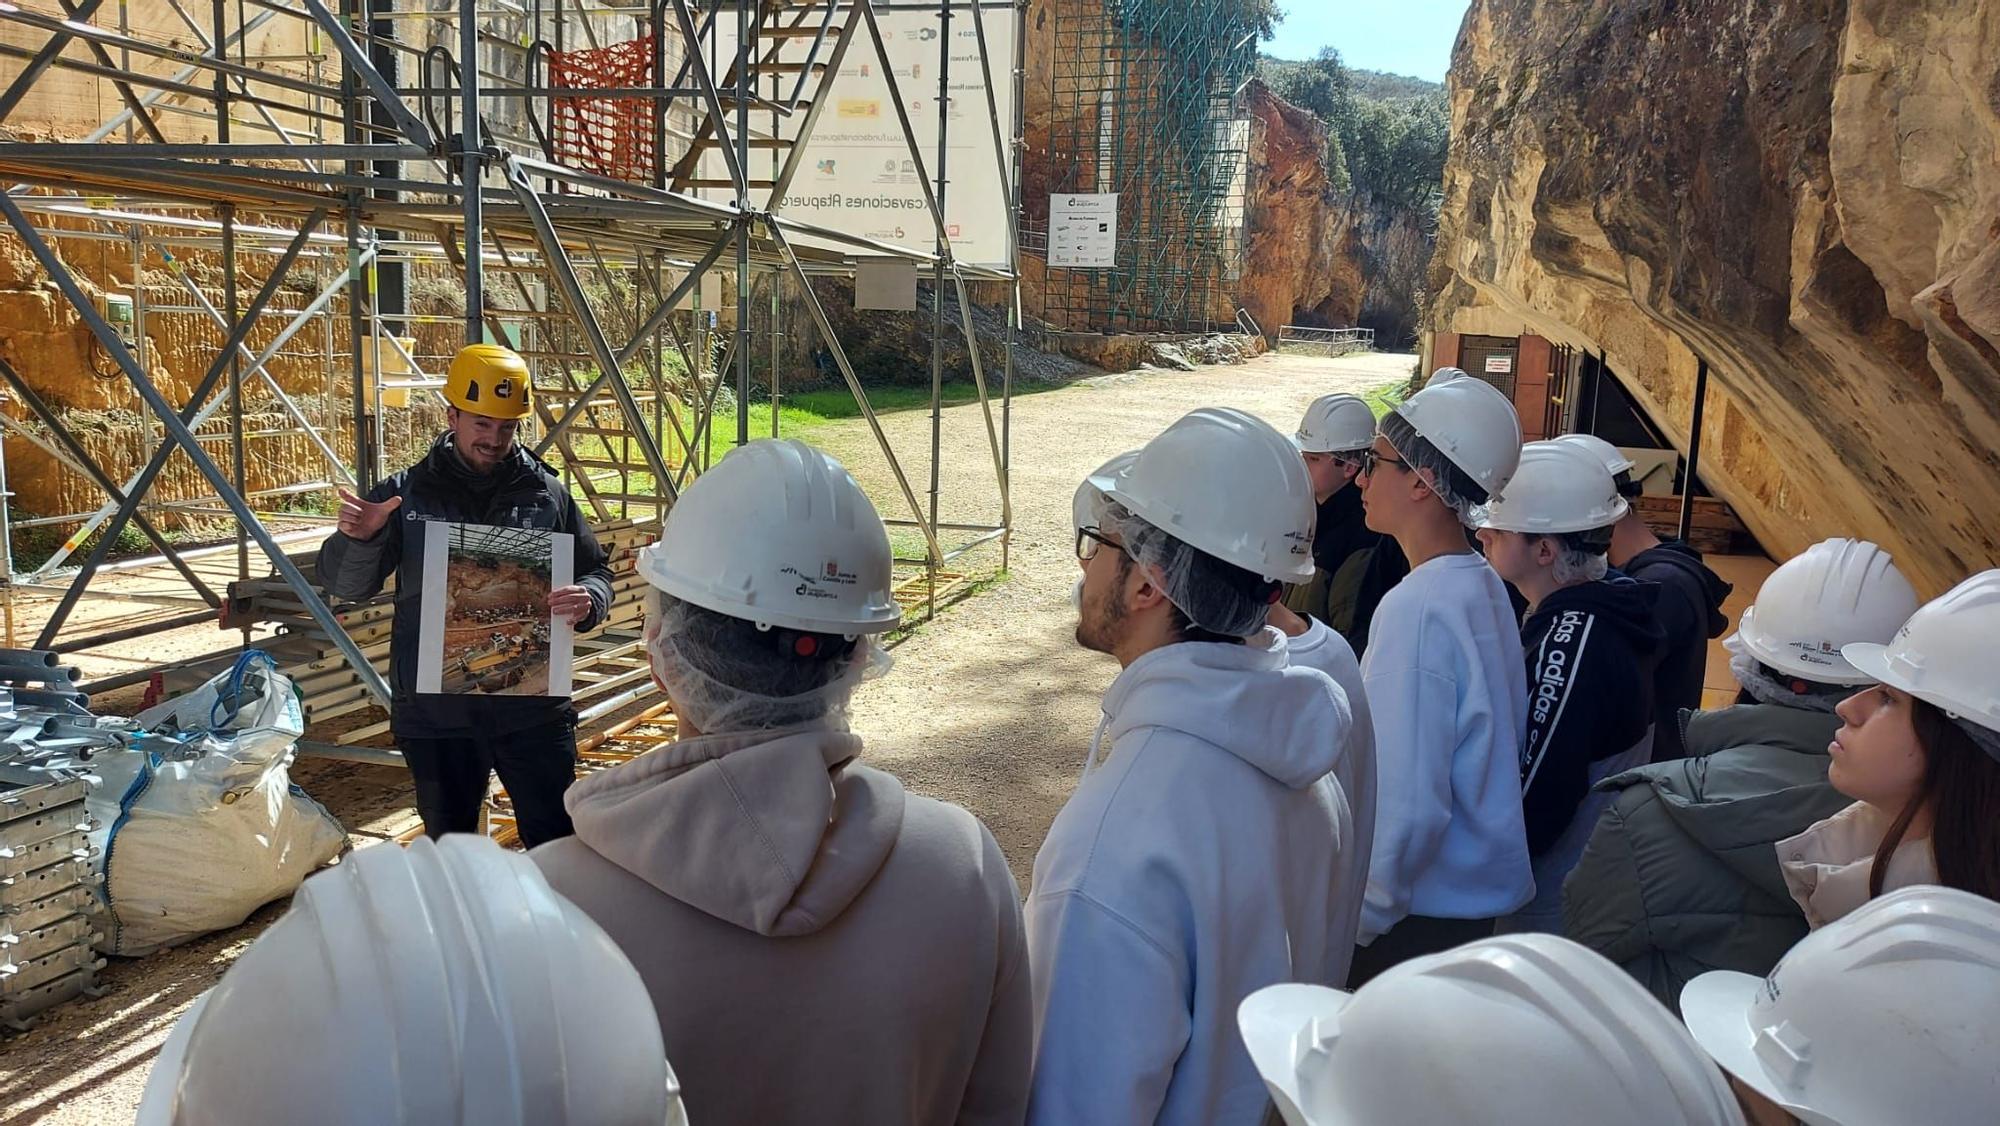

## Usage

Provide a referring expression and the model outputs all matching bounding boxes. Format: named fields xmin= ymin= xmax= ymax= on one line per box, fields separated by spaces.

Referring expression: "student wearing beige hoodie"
xmin=533 ymin=439 xmax=1031 ymax=1126
xmin=1777 ymin=569 xmax=2000 ymax=929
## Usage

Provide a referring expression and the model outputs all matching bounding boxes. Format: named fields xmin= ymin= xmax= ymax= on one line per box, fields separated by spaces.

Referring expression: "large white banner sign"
xmin=698 ymin=6 xmax=1018 ymax=269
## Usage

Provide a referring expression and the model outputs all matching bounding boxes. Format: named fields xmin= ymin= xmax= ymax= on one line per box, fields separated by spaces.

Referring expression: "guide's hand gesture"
xmin=336 ymin=489 xmax=403 ymax=540
xmin=548 ymin=585 xmax=594 ymax=626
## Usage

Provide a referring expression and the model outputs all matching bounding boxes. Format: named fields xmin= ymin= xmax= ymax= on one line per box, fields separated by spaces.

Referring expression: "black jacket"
xmin=1520 ymin=576 xmax=1668 ymax=856
xmin=1283 ymin=486 xmax=1409 ymax=656
xmin=1625 ymin=541 xmax=1731 ymax=761
xmin=315 ymin=433 xmax=614 ymax=738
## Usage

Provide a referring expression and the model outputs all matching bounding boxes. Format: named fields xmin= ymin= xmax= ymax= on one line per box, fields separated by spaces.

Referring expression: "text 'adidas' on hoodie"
xmin=533 ymin=724 xmax=1031 ymax=1126
xmin=1504 ymin=576 xmax=1667 ymax=932
xmin=1359 ymin=552 xmax=1533 ymax=940
xmin=1026 ymin=628 xmax=1355 ymax=1126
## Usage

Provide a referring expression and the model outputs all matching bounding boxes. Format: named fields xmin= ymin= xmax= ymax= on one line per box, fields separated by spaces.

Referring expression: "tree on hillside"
xmin=1274 ymin=47 xmax=1353 ymax=121
xmin=1270 ymin=47 xmax=1448 ymax=223
xmin=1236 ymin=0 xmax=1282 ymax=42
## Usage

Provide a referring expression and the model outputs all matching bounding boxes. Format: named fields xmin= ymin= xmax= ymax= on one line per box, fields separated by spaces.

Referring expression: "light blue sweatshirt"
xmin=1026 ymin=628 xmax=1356 ymax=1126
xmin=1358 ymin=552 xmax=1533 ymax=940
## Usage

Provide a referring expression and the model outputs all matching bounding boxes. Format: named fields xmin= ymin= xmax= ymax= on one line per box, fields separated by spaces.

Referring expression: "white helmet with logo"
xmin=1074 ymin=450 xmax=1140 ymax=536
xmin=136 ymin=836 xmax=684 ymax=1126
xmin=1294 ymin=394 xmax=1377 ymax=455
xmin=1471 ymin=440 xmax=1628 ymax=534
xmin=1549 ymin=432 xmax=1636 ymax=476
xmin=1392 ymin=373 xmax=1523 ymax=502
xmin=637 ymin=438 xmax=899 ymax=635
xmin=1240 ymin=934 xmax=1746 ymax=1126
xmin=1683 ymin=884 xmax=2000 ymax=1126
xmin=1729 ymin=538 xmax=1918 ymax=684
xmin=1843 ymin=568 xmax=2000 ymax=740
xmin=1093 ymin=407 xmax=1316 ymax=582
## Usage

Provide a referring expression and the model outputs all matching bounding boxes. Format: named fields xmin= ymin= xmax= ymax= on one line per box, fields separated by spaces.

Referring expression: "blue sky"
xmin=1263 ymin=1 xmax=1473 ymax=82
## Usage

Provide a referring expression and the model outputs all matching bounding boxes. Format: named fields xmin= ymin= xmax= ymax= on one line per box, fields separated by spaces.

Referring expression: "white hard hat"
xmin=1239 ymin=934 xmax=1746 ymax=1126
xmin=1549 ymin=432 xmax=1636 ymax=476
xmin=1093 ymin=407 xmax=1316 ymax=583
xmin=1682 ymin=884 xmax=2000 ymax=1126
xmin=1294 ymin=393 xmax=1377 ymax=454
xmin=1074 ymin=450 xmax=1139 ymax=535
xmin=1843 ymin=568 xmax=2000 ymax=737
xmin=1471 ymin=440 xmax=1629 ymax=534
xmin=1392 ymin=373 xmax=1523 ymax=501
xmin=637 ymin=438 xmax=899 ymax=635
xmin=136 ymin=836 xmax=684 ymax=1126
xmin=1424 ymin=366 xmax=1469 ymax=388
xmin=1728 ymin=538 xmax=1918 ymax=685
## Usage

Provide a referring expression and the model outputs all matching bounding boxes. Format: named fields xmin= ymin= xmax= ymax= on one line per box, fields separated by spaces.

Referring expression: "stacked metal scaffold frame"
xmin=0 ymin=0 xmax=1024 ymax=757
xmin=1035 ymin=0 xmax=1254 ymax=333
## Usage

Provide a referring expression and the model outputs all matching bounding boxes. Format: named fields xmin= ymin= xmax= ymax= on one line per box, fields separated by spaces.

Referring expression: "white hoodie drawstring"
xmin=1078 ymin=712 xmax=1112 ymax=786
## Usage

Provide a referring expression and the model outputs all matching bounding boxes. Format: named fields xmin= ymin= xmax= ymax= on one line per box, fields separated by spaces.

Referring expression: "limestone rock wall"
xmin=1430 ymin=0 xmax=2000 ymax=594
xmin=1238 ymin=81 xmax=1426 ymax=344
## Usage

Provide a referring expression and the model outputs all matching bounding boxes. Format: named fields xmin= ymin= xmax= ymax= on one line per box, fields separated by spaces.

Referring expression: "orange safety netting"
xmin=548 ymin=35 xmax=657 ymax=183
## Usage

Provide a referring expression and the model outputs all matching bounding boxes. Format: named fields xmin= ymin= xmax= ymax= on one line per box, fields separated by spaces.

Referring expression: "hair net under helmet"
xmin=1097 ymin=500 xmax=1278 ymax=638
xmin=644 ymin=592 xmax=889 ymax=734
xmin=1378 ymin=411 xmax=1491 ymax=524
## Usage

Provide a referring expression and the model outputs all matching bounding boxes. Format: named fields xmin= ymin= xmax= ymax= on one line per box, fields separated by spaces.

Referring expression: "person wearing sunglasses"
xmin=1347 ymin=373 xmax=1533 ymax=985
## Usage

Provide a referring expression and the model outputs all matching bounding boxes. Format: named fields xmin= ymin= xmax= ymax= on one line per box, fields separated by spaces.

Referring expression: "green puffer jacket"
xmin=1560 ymin=703 xmax=1851 ymax=1011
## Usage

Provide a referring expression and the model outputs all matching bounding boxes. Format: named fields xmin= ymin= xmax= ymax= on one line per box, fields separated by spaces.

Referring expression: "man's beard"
xmin=1074 ymin=556 xmax=1130 ymax=655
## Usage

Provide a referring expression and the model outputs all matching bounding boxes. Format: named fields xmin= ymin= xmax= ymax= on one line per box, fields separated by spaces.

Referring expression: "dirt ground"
xmin=0 ymin=348 xmax=1414 ymax=1123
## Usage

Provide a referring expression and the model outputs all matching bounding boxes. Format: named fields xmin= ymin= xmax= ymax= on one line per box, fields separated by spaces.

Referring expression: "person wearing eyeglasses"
xmin=1346 ymin=374 xmax=1533 ymax=985
xmin=1030 ymin=409 xmax=1356 ymax=1126
xmin=1284 ymin=394 xmax=1409 ymax=655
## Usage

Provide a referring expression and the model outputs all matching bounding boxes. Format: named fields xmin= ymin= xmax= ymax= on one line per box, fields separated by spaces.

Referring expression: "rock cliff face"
xmin=1430 ymin=0 xmax=2000 ymax=594
xmin=1237 ymin=83 xmax=1362 ymax=337
xmin=1238 ymin=82 xmax=1430 ymax=345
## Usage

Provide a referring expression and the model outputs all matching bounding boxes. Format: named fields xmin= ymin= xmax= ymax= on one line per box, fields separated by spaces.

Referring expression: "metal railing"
xmin=1276 ymin=325 xmax=1375 ymax=354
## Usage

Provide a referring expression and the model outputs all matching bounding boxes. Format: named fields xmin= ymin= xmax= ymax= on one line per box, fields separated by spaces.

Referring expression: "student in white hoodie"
xmin=1348 ymin=374 xmax=1533 ymax=985
xmin=1031 ymin=409 xmax=1355 ymax=1126
xmin=1074 ymin=454 xmax=1376 ymax=970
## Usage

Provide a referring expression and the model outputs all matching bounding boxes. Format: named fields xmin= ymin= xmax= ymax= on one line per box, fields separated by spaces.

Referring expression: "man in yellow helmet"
xmin=315 ymin=343 xmax=613 ymax=845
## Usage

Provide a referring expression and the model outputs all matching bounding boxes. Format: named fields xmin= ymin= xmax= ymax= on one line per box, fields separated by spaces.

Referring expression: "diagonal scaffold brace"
xmin=0 ymin=192 xmax=393 ymax=708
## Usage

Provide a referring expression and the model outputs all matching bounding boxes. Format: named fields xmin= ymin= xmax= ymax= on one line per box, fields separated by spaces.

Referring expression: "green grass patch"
xmin=9 ymin=518 xmax=153 ymax=573
xmin=1362 ymin=378 xmax=1408 ymax=418
xmin=553 ymin=378 xmax=1062 ymax=481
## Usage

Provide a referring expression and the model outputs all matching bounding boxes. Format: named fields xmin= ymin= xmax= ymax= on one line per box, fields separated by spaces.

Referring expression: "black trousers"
xmin=398 ymin=717 xmax=578 ymax=847
xmin=1348 ymin=914 xmax=1499 ymax=987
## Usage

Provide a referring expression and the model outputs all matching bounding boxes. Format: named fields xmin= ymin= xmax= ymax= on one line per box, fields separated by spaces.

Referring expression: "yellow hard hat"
xmin=444 ymin=344 xmax=532 ymax=420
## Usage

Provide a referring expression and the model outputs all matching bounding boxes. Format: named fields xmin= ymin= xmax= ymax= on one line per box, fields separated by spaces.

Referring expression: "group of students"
xmin=136 ymin=369 xmax=1999 ymax=1125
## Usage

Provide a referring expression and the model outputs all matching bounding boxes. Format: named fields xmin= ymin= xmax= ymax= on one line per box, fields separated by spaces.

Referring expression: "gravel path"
xmin=0 ymin=349 xmax=1413 ymax=1124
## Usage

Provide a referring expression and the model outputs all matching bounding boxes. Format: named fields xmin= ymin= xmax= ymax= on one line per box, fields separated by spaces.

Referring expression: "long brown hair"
xmin=1870 ymin=698 xmax=2000 ymax=900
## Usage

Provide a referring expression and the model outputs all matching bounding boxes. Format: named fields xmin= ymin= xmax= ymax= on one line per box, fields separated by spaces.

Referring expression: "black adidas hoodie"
xmin=1519 ymin=576 xmax=1669 ymax=856
xmin=1624 ymin=541 xmax=1732 ymax=761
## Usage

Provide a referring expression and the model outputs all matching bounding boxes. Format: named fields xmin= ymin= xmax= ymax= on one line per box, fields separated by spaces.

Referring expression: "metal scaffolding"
xmin=0 ymin=0 xmax=1022 ymax=750
xmin=1033 ymin=0 xmax=1254 ymax=333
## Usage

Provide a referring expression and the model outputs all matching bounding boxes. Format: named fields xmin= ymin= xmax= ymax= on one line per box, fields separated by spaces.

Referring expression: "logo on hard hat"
xmin=824 ymin=560 xmax=840 ymax=579
xmin=495 ymin=378 xmax=515 ymax=399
